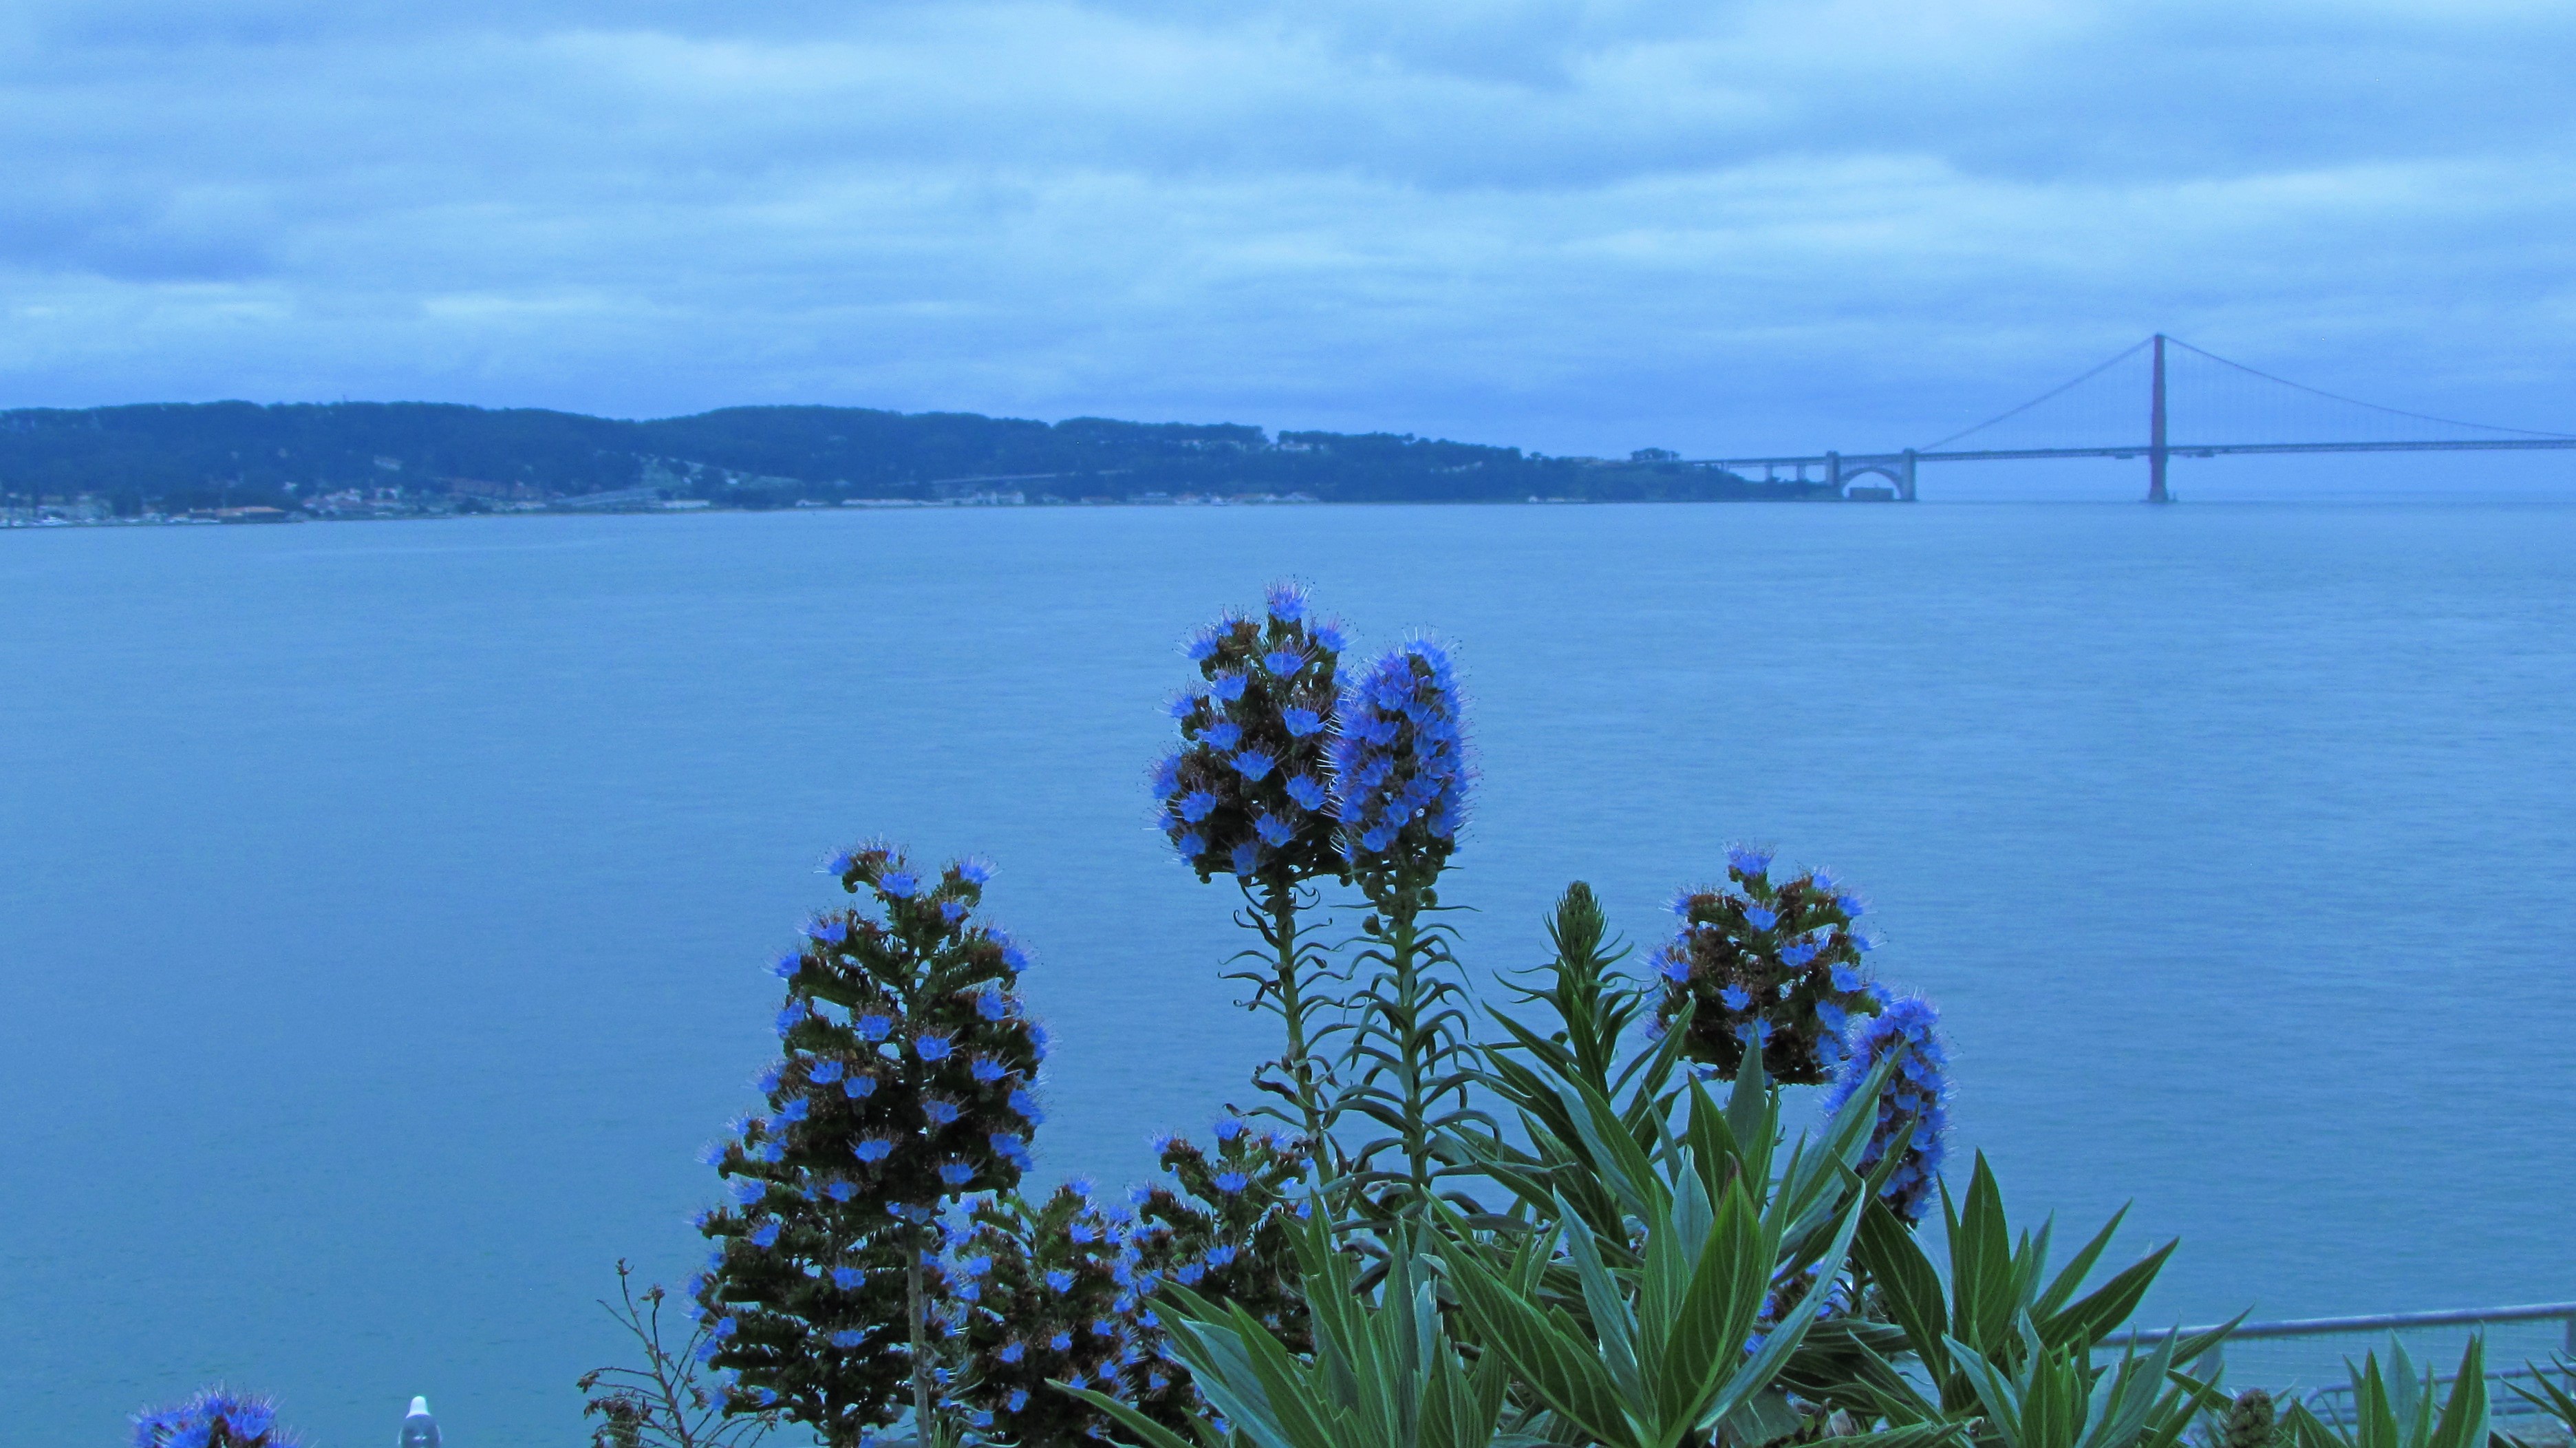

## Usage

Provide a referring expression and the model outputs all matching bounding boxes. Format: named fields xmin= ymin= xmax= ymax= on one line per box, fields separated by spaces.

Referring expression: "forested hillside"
xmin=0 ymin=401 xmax=1813 ymax=513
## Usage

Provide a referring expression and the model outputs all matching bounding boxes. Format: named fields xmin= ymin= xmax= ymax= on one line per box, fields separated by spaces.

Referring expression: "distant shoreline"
xmin=3 ymin=489 xmax=1874 ymax=529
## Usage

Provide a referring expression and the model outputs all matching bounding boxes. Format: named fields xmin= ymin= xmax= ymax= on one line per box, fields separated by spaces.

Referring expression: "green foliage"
xmin=1850 ymin=1154 xmax=2208 ymax=1422
xmin=1946 ymin=1325 xmax=2208 ymax=1448
xmin=1473 ymin=882 xmax=1697 ymax=1251
xmin=2504 ymin=1354 xmax=2576 ymax=1442
xmin=2277 ymin=1341 xmax=2491 ymax=1448
xmin=1443 ymin=1054 xmax=1907 ymax=1448
xmin=1068 ymin=1217 xmax=1513 ymax=1448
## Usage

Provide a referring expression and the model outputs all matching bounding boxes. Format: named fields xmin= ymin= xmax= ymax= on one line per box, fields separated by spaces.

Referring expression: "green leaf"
xmin=2423 ymin=1338 xmax=2489 ymax=1448
xmin=2038 ymin=1241 xmax=2178 ymax=1353
xmin=1856 ymin=1199 xmax=1951 ymax=1383
xmin=1655 ymin=1177 xmax=1767 ymax=1438
xmin=1446 ymin=1235 xmax=1638 ymax=1448
xmin=2032 ymin=1206 xmax=2129 ymax=1320
xmin=1057 ymin=1385 xmax=1211 ymax=1448
xmin=1950 ymin=1156 xmax=2017 ymax=1357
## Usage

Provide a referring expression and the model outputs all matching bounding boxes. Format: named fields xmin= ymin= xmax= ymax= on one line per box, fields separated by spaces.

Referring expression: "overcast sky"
xmin=4 ymin=0 xmax=2573 ymax=461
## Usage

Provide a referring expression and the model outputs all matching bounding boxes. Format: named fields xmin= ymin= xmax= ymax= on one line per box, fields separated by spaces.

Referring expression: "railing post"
xmin=2564 ymin=1310 xmax=2574 ymax=1356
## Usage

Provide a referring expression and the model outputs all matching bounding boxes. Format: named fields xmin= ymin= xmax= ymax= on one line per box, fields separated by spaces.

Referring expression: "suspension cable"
xmin=2165 ymin=337 xmax=2576 ymax=440
xmin=1919 ymin=339 xmax=2151 ymax=451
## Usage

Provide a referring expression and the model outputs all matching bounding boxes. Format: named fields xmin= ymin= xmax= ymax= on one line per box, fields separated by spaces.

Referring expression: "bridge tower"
xmin=2147 ymin=332 xmax=2171 ymax=504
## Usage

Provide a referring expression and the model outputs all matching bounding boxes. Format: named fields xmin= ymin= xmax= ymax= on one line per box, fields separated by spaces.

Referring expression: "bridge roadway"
xmin=1690 ymin=437 xmax=2576 ymax=500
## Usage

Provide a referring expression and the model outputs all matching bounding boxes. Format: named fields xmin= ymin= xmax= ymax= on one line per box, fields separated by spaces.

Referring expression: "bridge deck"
xmin=1690 ymin=438 xmax=2576 ymax=469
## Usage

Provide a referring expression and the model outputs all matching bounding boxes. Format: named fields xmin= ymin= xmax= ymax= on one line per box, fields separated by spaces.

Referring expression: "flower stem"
xmin=1263 ymin=874 xmax=1330 ymax=1159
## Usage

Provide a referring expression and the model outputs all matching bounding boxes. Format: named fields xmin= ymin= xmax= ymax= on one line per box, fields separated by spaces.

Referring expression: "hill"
xmin=0 ymin=401 xmax=1827 ymax=515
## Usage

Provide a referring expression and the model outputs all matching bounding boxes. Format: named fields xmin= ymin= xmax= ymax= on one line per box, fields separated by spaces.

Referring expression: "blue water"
xmin=5 ymin=502 xmax=2573 ymax=1447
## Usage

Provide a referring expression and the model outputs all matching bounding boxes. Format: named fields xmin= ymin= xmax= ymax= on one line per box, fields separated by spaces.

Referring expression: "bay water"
xmin=3 ymin=501 xmax=2572 ymax=1446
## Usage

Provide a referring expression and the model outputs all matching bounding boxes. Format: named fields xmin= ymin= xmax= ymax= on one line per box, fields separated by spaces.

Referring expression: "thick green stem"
xmin=908 ymin=1224 xmax=930 ymax=1445
xmin=1388 ymin=876 xmax=1432 ymax=1214
xmin=1263 ymin=875 xmax=1330 ymax=1158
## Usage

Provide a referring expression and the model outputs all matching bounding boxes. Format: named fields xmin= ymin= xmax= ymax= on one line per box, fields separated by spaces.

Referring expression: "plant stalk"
xmin=1263 ymin=874 xmax=1329 ymax=1158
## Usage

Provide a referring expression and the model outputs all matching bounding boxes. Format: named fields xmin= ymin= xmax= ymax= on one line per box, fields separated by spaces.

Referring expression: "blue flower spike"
xmin=1653 ymin=858 xmax=1890 ymax=1085
xmin=1153 ymin=584 xmax=1353 ymax=884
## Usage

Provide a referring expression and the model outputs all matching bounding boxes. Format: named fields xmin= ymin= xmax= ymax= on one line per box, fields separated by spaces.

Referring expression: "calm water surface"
xmin=4 ymin=502 xmax=2572 ymax=1446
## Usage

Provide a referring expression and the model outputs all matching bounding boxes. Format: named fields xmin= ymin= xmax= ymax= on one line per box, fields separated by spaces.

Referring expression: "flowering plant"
xmin=694 ymin=844 xmax=1042 ymax=1445
xmin=947 ymin=1122 xmax=1312 ymax=1442
xmin=131 ymin=1389 xmax=301 ymax=1448
xmin=1653 ymin=846 xmax=1881 ymax=1084
xmin=621 ymin=581 xmax=2237 ymax=1448
xmin=1155 ymin=580 xmax=1353 ymax=1152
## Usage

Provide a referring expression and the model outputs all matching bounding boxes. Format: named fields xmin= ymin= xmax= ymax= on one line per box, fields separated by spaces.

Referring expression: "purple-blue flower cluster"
xmin=1653 ymin=849 xmax=1882 ymax=1084
xmin=694 ymin=843 xmax=1046 ymax=1442
xmin=131 ymin=1389 xmax=301 ymax=1448
xmin=1818 ymin=993 xmax=1951 ymax=1224
xmin=1153 ymin=581 xmax=1351 ymax=884
xmin=947 ymin=1117 xmax=1314 ymax=1444
xmin=1327 ymin=637 xmax=1470 ymax=877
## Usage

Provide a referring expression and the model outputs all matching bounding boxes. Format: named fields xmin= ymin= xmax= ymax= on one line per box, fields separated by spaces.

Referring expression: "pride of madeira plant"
xmin=1152 ymin=579 xmax=1353 ymax=1155
xmin=694 ymin=844 xmax=1042 ymax=1447
xmin=131 ymin=1389 xmax=304 ymax=1448
xmin=630 ymin=578 xmax=2235 ymax=1448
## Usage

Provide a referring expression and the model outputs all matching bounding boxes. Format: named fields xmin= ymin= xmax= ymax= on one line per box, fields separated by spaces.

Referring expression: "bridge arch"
xmin=1833 ymin=458 xmax=1915 ymax=500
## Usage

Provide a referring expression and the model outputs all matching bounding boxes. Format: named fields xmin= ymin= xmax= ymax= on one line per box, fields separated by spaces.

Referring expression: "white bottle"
xmin=400 ymin=1396 xmax=442 ymax=1448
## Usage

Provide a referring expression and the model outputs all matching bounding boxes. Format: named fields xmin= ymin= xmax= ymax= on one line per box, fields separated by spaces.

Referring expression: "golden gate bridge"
xmin=1692 ymin=334 xmax=2576 ymax=502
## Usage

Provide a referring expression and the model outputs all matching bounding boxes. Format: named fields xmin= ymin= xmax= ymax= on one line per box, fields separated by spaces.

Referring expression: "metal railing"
xmin=2105 ymin=1303 xmax=2576 ymax=1425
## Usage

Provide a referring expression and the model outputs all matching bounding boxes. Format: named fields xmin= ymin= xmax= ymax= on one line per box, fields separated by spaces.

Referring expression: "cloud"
xmin=3 ymin=0 xmax=2573 ymax=469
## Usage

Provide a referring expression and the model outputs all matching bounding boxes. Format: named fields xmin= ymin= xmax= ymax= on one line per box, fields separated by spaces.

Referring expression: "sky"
xmin=4 ymin=0 xmax=2575 ymax=465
